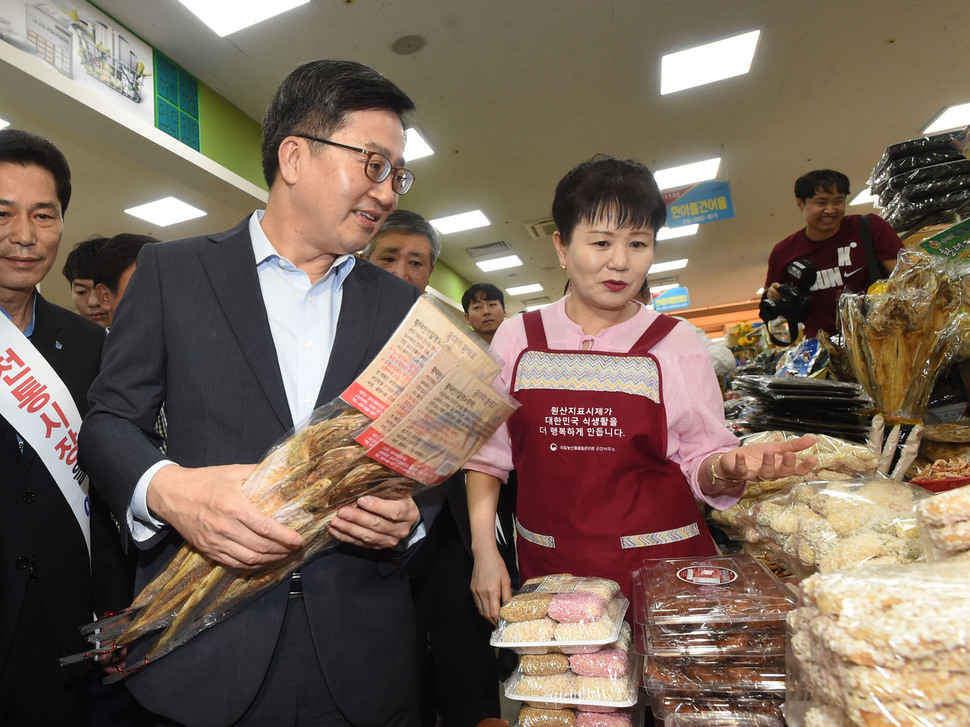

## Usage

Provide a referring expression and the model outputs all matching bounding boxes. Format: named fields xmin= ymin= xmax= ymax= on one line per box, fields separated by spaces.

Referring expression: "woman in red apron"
xmin=465 ymin=156 xmax=816 ymax=622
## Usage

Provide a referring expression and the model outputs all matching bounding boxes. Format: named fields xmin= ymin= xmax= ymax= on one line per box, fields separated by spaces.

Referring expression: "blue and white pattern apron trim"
xmin=619 ymin=522 xmax=700 ymax=549
xmin=514 ymin=350 xmax=660 ymax=402
xmin=515 ymin=519 xmax=556 ymax=549
xmin=516 ymin=520 xmax=700 ymax=550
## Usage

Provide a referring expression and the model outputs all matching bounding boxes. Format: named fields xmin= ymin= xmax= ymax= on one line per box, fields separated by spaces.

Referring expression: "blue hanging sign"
xmin=663 ymin=181 xmax=735 ymax=228
xmin=653 ymin=286 xmax=691 ymax=312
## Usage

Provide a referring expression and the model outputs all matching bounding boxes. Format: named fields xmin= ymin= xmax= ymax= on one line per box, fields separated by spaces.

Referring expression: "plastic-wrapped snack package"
xmin=517 ymin=705 xmax=638 ymax=727
xmin=869 ymin=148 xmax=969 ymax=191
xmin=518 ymin=704 xmax=576 ymax=727
xmin=916 ymin=484 xmax=970 ymax=561
xmin=839 ymin=273 xmax=967 ymax=422
xmin=520 ymin=653 xmax=571 ymax=676
xmin=504 ymin=623 xmax=638 ymax=708
xmin=786 ymin=561 xmax=970 ymax=727
xmin=639 ymin=553 xmax=795 ymax=636
xmin=650 ymin=694 xmax=785 ymax=723
xmin=67 ymin=401 xmax=420 ymax=672
xmin=553 ymin=598 xmax=625 ymax=643
xmin=736 ymin=476 xmax=927 ymax=577
xmin=885 ymin=186 xmax=970 ymax=235
xmin=664 ymin=715 xmax=785 ymax=727
xmin=709 ymin=430 xmax=879 ymax=542
xmin=501 ymin=592 xmax=555 ymax=622
xmin=869 ymin=131 xmax=968 ymax=185
xmin=574 ymin=709 xmax=633 ymax=726
xmin=873 ymin=159 xmax=970 ymax=200
xmin=491 ymin=575 xmax=627 ymax=654
xmin=885 ymin=174 xmax=970 ymax=209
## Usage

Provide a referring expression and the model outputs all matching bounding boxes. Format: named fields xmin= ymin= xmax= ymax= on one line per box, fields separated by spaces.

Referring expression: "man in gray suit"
xmin=81 ymin=60 xmax=428 ymax=727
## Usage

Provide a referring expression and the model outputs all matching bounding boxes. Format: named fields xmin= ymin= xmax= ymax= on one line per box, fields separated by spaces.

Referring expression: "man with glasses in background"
xmin=81 ymin=60 xmax=433 ymax=727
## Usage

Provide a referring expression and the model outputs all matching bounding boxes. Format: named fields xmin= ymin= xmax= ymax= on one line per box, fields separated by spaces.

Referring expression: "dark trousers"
xmin=411 ymin=513 xmax=501 ymax=727
xmin=0 ymin=581 xmax=86 ymax=727
xmin=151 ymin=597 xmax=419 ymax=727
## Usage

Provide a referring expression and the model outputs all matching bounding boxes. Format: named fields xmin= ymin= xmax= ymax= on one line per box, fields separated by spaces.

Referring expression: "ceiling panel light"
xmin=476 ymin=254 xmax=522 ymax=272
xmin=506 ymin=283 xmax=543 ymax=296
xmin=430 ymin=210 xmax=490 ymax=234
xmin=657 ymin=224 xmax=699 ymax=240
xmin=0 ymin=117 xmax=10 ymax=130
xmin=654 ymin=158 xmax=721 ymax=190
xmin=125 ymin=197 xmax=206 ymax=227
xmin=405 ymin=128 xmax=434 ymax=161
xmin=177 ymin=0 xmax=310 ymax=37
xmin=650 ymin=259 xmax=689 ymax=274
xmin=922 ymin=102 xmax=970 ymax=134
xmin=525 ymin=303 xmax=552 ymax=312
xmin=850 ymin=188 xmax=879 ymax=206
xmin=661 ymin=29 xmax=761 ymax=95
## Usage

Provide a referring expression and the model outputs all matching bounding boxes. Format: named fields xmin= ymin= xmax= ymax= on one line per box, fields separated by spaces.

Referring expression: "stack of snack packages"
xmin=490 ymin=574 xmax=640 ymax=727
xmin=785 ymin=483 xmax=970 ymax=726
xmin=786 ymin=560 xmax=970 ymax=726
xmin=636 ymin=554 xmax=793 ymax=726
xmin=868 ymin=125 xmax=970 ymax=236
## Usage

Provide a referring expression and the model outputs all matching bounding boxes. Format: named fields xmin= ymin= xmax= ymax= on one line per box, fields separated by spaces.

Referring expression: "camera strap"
xmin=859 ymin=213 xmax=882 ymax=286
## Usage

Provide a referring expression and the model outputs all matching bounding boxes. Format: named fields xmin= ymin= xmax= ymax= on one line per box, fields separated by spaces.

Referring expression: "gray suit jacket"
xmin=80 ymin=219 xmax=424 ymax=726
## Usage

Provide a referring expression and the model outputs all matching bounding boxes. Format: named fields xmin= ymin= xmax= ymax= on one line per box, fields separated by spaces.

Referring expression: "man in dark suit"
xmin=80 ymin=60 xmax=430 ymax=727
xmin=0 ymin=129 xmax=123 ymax=725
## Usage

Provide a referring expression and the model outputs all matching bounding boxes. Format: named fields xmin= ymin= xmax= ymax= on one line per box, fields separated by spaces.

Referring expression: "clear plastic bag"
xmin=839 ymin=249 xmax=969 ymax=421
xmin=915 ymin=483 xmax=970 ymax=561
xmin=786 ymin=561 xmax=970 ymax=726
xmin=708 ymin=431 xmax=879 ymax=541
xmin=733 ymin=476 xmax=928 ymax=577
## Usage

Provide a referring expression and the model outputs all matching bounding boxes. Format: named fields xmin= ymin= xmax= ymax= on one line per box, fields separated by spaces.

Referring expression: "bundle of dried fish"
xmin=839 ymin=249 xmax=968 ymax=420
xmin=66 ymin=403 xmax=416 ymax=674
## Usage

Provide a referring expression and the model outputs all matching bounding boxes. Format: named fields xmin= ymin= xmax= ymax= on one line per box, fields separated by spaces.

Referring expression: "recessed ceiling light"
xmin=125 ymin=197 xmax=206 ymax=226
xmin=430 ymin=210 xmax=490 ymax=234
xmin=922 ymin=102 xmax=970 ymax=134
xmin=405 ymin=128 xmax=434 ymax=162
xmin=476 ymin=255 xmax=522 ymax=272
xmin=650 ymin=259 xmax=689 ymax=274
xmin=654 ymin=158 xmax=720 ymax=191
xmin=177 ymin=0 xmax=309 ymax=37
xmin=850 ymin=188 xmax=879 ymax=206
xmin=657 ymin=224 xmax=699 ymax=240
xmin=506 ymin=283 xmax=543 ymax=296
xmin=525 ymin=303 xmax=552 ymax=312
xmin=661 ymin=29 xmax=761 ymax=95
xmin=0 ymin=117 xmax=10 ymax=130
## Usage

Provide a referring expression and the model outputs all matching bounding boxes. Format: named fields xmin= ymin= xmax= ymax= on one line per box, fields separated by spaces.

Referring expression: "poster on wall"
xmin=0 ymin=0 xmax=154 ymax=125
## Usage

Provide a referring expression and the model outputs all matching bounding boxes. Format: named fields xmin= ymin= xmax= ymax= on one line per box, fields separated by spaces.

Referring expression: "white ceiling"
xmin=5 ymin=0 xmax=970 ymax=315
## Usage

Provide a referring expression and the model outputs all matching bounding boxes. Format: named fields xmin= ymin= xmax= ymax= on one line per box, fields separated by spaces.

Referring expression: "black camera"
xmin=759 ymin=258 xmax=818 ymax=345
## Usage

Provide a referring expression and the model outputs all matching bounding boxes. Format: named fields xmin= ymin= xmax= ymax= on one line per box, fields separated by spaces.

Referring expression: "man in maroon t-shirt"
xmin=764 ymin=169 xmax=903 ymax=337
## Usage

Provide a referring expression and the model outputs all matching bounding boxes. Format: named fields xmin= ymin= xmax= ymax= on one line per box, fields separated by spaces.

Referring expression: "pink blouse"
xmin=466 ymin=297 xmax=742 ymax=509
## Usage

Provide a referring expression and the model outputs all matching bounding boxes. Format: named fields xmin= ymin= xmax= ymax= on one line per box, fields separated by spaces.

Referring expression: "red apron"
xmin=508 ymin=310 xmax=717 ymax=604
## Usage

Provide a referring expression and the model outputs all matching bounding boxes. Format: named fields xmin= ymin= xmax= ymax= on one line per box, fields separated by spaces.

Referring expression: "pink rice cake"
xmin=568 ymin=647 xmax=628 ymax=678
xmin=575 ymin=711 xmax=632 ymax=727
xmin=548 ymin=591 xmax=606 ymax=623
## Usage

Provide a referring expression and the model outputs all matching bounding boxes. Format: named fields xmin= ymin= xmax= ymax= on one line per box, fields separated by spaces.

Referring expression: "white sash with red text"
xmin=0 ymin=312 xmax=90 ymax=558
